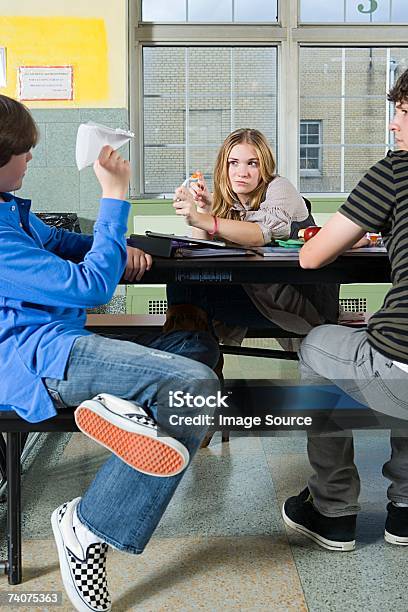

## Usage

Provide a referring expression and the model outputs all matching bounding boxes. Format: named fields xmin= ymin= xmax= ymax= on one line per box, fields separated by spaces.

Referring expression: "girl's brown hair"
xmin=212 ymin=128 xmax=276 ymax=219
xmin=0 ymin=95 xmax=38 ymax=168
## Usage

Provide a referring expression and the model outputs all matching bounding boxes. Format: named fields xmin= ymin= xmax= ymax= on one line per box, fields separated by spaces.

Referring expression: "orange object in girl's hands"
xmin=182 ymin=171 xmax=203 ymax=188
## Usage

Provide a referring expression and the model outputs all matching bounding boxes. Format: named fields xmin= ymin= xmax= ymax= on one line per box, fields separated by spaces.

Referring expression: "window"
xmin=300 ymin=0 xmax=408 ymax=24
xmin=131 ymin=0 xmax=408 ymax=196
xmin=141 ymin=0 xmax=278 ymax=23
xmin=142 ymin=46 xmax=277 ymax=194
xmin=299 ymin=47 xmax=408 ymax=193
xmin=300 ymin=121 xmax=322 ymax=177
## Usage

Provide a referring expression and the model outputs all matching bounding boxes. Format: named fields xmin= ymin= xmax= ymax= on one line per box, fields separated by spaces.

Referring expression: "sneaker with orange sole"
xmin=74 ymin=393 xmax=189 ymax=477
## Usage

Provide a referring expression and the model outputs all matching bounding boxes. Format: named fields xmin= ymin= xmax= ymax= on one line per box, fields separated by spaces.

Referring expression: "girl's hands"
xmin=189 ymin=174 xmax=213 ymax=212
xmin=173 ymin=186 xmax=201 ymax=226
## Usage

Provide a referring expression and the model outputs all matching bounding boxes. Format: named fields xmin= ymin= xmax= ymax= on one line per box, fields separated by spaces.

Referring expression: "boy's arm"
xmin=0 ymin=198 xmax=129 ymax=309
xmin=29 ymin=214 xmax=93 ymax=261
xmin=299 ymin=212 xmax=367 ymax=269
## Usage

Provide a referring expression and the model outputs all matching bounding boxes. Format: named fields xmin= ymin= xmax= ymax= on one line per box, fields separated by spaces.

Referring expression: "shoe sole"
xmin=384 ymin=530 xmax=408 ymax=545
xmin=51 ymin=508 xmax=108 ymax=612
xmin=282 ymin=504 xmax=355 ymax=552
xmin=75 ymin=403 xmax=188 ymax=477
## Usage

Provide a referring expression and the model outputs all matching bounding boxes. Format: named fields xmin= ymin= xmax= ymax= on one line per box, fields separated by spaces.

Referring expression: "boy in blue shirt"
xmin=0 ymin=95 xmax=219 ymax=611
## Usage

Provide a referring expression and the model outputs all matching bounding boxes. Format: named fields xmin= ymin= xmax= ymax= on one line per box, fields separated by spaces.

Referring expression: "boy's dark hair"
xmin=0 ymin=95 xmax=38 ymax=168
xmin=388 ymin=69 xmax=408 ymax=104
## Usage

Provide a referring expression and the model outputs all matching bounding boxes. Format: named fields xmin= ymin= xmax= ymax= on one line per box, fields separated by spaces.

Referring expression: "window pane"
xmin=300 ymin=0 xmax=408 ymax=23
xmin=300 ymin=146 xmax=341 ymax=192
xmin=346 ymin=0 xmax=390 ymax=23
xmin=145 ymin=147 xmax=185 ymax=193
xmin=234 ymin=0 xmax=277 ymax=22
xmin=143 ymin=0 xmax=279 ymax=23
xmin=394 ymin=0 xmax=408 ymax=22
xmin=300 ymin=0 xmax=344 ymax=22
xmin=299 ymin=47 xmax=408 ymax=192
xmin=143 ymin=46 xmax=277 ymax=194
xmin=143 ymin=48 xmax=185 ymax=97
xmin=142 ymin=0 xmax=186 ymax=21
xmin=188 ymin=146 xmax=220 ymax=191
xmin=144 ymin=98 xmax=185 ymax=146
xmin=189 ymin=0 xmax=232 ymax=21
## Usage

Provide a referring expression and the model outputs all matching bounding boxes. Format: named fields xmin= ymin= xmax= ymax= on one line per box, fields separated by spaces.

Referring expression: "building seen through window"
xmin=133 ymin=0 xmax=408 ymax=195
xmin=299 ymin=47 xmax=407 ymax=193
xmin=143 ymin=46 xmax=277 ymax=194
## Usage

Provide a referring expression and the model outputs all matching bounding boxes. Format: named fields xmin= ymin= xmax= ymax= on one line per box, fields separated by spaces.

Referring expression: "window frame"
xmin=130 ymin=0 xmax=408 ymax=198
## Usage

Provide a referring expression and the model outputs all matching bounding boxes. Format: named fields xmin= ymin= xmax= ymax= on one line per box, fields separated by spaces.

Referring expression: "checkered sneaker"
xmin=67 ymin=543 xmax=110 ymax=610
xmin=52 ymin=499 xmax=111 ymax=612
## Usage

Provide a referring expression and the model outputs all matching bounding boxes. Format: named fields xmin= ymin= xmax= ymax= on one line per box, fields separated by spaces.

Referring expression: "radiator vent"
xmin=148 ymin=299 xmax=168 ymax=315
xmin=148 ymin=297 xmax=367 ymax=315
xmin=339 ymin=298 xmax=367 ymax=313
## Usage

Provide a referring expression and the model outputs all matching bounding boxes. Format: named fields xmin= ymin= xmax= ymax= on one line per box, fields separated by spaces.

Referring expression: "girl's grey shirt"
xmin=230 ymin=175 xmax=309 ymax=243
xmin=214 ymin=176 xmax=329 ymax=344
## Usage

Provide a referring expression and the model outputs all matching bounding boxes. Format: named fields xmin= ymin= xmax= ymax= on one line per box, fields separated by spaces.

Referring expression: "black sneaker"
xmin=385 ymin=502 xmax=408 ymax=546
xmin=282 ymin=488 xmax=356 ymax=552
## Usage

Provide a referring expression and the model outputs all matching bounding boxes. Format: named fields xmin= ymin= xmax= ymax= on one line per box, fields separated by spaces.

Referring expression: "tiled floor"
xmin=1 ymin=348 xmax=407 ymax=611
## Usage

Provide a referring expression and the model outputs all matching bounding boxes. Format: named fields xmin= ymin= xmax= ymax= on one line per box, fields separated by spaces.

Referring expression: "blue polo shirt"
xmin=0 ymin=192 xmax=130 ymax=422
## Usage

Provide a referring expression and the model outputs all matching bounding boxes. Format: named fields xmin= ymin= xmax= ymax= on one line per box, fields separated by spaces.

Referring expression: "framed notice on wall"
xmin=18 ymin=65 xmax=73 ymax=101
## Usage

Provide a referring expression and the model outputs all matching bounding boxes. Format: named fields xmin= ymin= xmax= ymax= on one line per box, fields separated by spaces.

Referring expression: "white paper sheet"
xmin=75 ymin=121 xmax=134 ymax=171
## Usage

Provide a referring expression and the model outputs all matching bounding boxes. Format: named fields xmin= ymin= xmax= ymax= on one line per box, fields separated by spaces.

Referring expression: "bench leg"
xmin=0 ymin=434 xmax=6 ymax=483
xmin=7 ymin=432 xmax=22 ymax=585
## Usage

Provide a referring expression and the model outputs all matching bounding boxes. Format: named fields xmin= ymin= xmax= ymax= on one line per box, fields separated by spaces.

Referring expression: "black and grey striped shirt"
xmin=340 ymin=150 xmax=408 ymax=364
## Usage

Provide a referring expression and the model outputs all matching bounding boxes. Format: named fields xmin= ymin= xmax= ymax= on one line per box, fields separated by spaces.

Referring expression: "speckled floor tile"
xmin=284 ymin=535 xmax=408 ymax=612
xmin=267 ymin=436 xmax=408 ymax=612
xmin=0 ymin=536 xmax=307 ymax=612
xmin=154 ymin=452 xmax=282 ymax=538
xmin=23 ymin=433 xmax=280 ymax=540
xmin=266 ymin=453 xmax=313 ymax=500
xmin=261 ymin=431 xmax=308 ymax=455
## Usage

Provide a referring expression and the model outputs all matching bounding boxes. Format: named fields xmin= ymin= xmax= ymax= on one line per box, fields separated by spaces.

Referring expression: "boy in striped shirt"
xmin=282 ymin=68 xmax=408 ymax=552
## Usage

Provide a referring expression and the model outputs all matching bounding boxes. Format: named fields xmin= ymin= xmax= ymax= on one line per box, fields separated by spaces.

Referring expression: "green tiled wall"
xmin=20 ymin=108 xmax=129 ymax=233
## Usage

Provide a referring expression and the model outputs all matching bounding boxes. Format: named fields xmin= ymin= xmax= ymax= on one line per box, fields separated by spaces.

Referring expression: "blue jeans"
xmin=45 ymin=330 xmax=219 ymax=553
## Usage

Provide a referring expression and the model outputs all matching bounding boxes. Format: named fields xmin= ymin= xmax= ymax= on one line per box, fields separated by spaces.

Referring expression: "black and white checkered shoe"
xmin=51 ymin=498 xmax=111 ymax=612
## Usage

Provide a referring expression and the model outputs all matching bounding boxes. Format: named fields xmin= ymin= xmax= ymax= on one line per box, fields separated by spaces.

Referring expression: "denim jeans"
xmin=45 ymin=330 xmax=219 ymax=553
xmin=299 ymin=325 xmax=408 ymax=517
